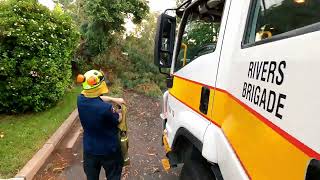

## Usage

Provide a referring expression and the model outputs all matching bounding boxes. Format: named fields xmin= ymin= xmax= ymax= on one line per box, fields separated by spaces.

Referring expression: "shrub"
xmin=78 ymin=13 xmax=166 ymax=98
xmin=136 ymin=82 xmax=162 ymax=97
xmin=108 ymin=78 xmax=124 ymax=97
xmin=121 ymin=39 xmax=166 ymax=92
xmin=96 ymin=35 xmax=166 ymax=98
xmin=0 ymin=0 xmax=79 ymax=113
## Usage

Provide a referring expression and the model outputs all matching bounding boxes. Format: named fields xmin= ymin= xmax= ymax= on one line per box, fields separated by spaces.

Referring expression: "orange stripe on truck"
xmin=169 ymin=75 xmax=316 ymax=180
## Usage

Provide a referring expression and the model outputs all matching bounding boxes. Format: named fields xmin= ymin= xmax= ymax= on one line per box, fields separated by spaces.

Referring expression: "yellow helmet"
xmin=77 ymin=70 xmax=109 ymax=98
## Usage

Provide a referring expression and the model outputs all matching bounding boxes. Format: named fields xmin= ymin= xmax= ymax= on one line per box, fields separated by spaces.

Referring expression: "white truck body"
xmin=155 ymin=0 xmax=320 ymax=179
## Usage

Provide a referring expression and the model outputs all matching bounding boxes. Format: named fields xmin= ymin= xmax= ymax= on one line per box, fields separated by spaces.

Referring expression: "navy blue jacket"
xmin=77 ymin=94 xmax=120 ymax=155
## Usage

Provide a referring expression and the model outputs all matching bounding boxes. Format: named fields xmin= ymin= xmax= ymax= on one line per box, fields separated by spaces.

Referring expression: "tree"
xmin=80 ymin=0 xmax=149 ymax=58
xmin=184 ymin=20 xmax=219 ymax=58
xmin=119 ymin=13 xmax=166 ymax=96
xmin=0 ymin=0 xmax=79 ymax=113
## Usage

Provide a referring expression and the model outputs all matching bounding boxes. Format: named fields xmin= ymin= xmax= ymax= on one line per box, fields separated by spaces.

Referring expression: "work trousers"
xmin=83 ymin=151 xmax=123 ymax=180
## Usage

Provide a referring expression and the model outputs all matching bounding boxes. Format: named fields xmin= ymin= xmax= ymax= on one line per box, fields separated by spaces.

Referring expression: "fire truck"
xmin=154 ymin=0 xmax=320 ymax=179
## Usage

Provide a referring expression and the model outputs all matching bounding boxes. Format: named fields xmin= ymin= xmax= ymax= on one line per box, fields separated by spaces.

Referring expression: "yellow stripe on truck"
xmin=214 ymin=90 xmax=309 ymax=180
xmin=169 ymin=75 xmax=216 ymax=125
xmin=169 ymin=75 xmax=313 ymax=180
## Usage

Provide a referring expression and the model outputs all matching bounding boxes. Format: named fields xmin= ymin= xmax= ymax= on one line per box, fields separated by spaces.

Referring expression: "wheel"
xmin=179 ymin=156 xmax=216 ymax=180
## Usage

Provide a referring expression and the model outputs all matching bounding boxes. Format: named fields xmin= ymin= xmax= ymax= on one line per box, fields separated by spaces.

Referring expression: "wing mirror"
xmin=154 ymin=13 xmax=176 ymax=69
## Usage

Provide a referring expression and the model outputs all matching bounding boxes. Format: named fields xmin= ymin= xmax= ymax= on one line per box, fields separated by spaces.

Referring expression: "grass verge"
xmin=0 ymin=86 xmax=81 ymax=178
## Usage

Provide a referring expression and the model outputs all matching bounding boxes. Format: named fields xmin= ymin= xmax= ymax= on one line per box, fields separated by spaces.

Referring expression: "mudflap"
xmin=161 ymin=133 xmax=179 ymax=171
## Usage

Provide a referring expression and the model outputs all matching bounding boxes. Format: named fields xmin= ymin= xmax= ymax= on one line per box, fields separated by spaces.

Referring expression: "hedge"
xmin=0 ymin=0 xmax=79 ymax=113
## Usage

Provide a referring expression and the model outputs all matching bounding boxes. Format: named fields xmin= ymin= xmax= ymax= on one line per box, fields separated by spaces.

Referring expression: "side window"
xmin=244 ymin=0 xmax=320 ymax=44
xmin=175 ymin=13 xmax=220 ymax=71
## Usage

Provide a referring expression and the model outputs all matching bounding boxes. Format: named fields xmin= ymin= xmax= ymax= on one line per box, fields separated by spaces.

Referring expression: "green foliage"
xmin=110 ymin=43 xmax=164 ymax=97
xmin=80 ymin=0 xmax=149 ymax=58
xmin=0 ymin=86 xmax=81 ymax=178
xmin=108 ymin=78 xmax=124 ymax=97
xmin=136 ymin=82 xmax=163 ymax=97
xmin=183 ymin=20 xmax=219 ymax=59
xmin=121 ymin=39 xmax=164 ymax=88
xmin=67 ymin=1 xmax=163 ymax=97
xmin=113 ymin=14 xmax=165 ymax=97
xmin=0 ymin=0 xmax=79 ymax=113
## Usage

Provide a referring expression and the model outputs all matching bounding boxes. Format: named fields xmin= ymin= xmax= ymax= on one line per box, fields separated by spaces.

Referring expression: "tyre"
xmin=179 ymin=156 xmax=216 ymax=180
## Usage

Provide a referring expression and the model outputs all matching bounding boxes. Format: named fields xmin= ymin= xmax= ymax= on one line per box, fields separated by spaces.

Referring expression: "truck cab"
xmin=154 ymin=0 xmax=320 ymax=179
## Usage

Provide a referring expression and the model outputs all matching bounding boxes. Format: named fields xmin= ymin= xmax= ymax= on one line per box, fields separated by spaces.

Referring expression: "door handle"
xmin=199 ymin=86 xmax=210 ymax=114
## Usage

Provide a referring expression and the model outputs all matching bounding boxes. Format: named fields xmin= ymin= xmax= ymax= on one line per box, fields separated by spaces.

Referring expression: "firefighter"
xmin=76 ymin=70 xmax=125 ymax=180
